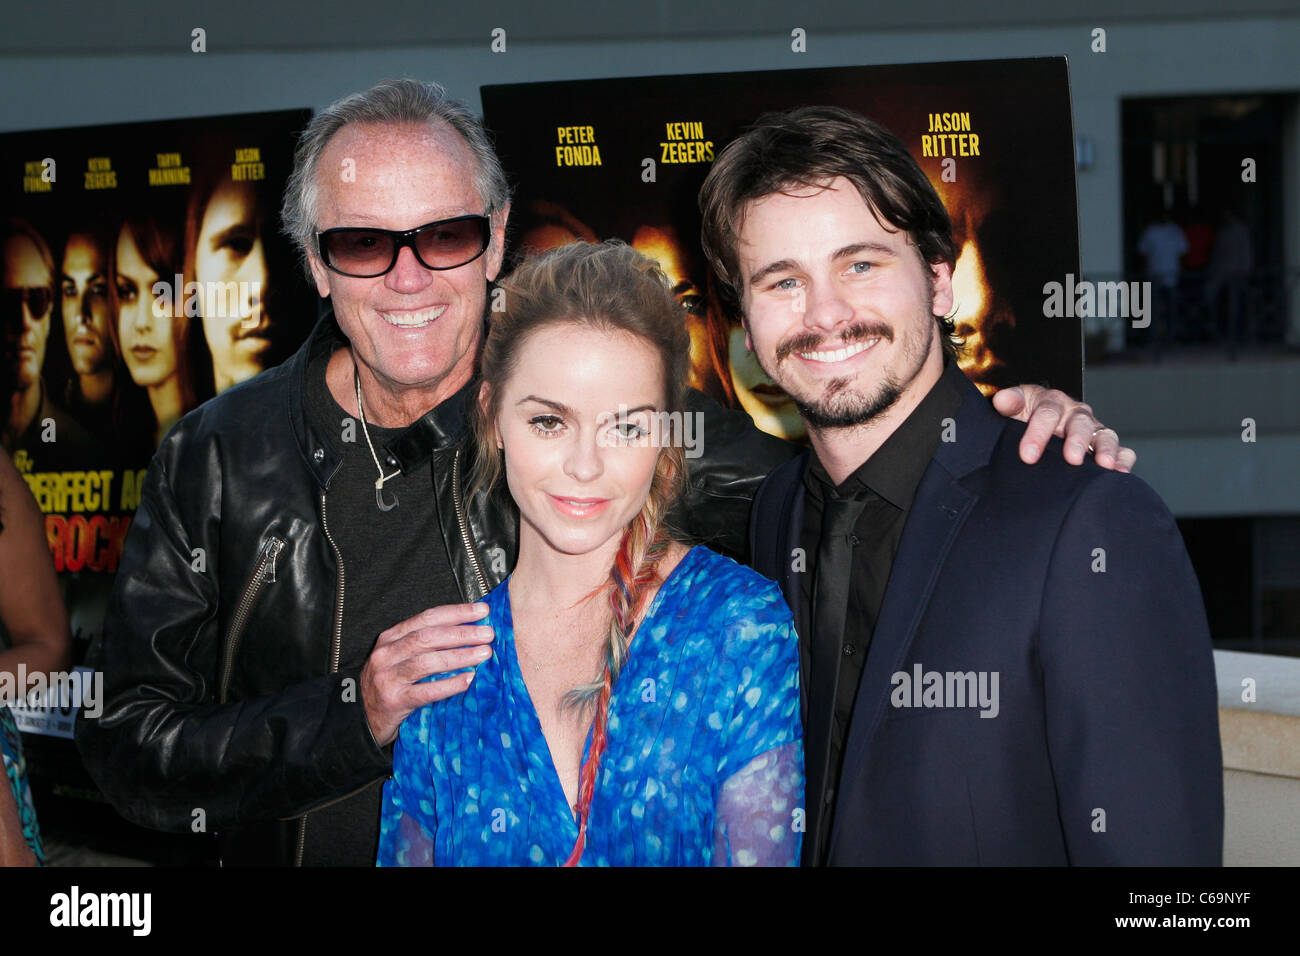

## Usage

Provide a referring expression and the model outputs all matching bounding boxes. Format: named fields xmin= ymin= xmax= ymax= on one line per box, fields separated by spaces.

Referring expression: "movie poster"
xmin=483 ymin=58 xmax=1083 ymax=442
xmin=1 ymin=109 xmax=315 ymax=742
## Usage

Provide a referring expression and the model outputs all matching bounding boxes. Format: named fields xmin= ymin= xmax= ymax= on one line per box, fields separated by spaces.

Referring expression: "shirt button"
xmin=848 ymin=534 xmax=860 ymax=547
xmin=386 ymin=455 xmax=398 ymax=467
xmin=843 ymin=644 xmax=856 ymax=657
xmin=312 ymin=448 xmax=325 ymax=462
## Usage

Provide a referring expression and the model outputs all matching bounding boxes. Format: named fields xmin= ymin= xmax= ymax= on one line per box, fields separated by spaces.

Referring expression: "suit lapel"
xmin=826 ymin=376 xmax=1007 ymax=859
xmin=759 ymin=455 xmax=806 ymax=712
xmin=751 ymin=452 xmax=810 ymax=695
xmin=750 ymin=453 xmax=824 ymax=862
xmin=783 ymin=468 xmax=810 ymax=705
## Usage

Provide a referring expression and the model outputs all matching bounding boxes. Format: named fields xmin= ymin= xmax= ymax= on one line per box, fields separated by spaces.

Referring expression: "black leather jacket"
xmin=74 ymin=312 xmax=797 ymax=865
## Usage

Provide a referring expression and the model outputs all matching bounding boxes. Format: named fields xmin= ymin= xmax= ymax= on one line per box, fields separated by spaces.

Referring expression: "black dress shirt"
xmin=800 ymin=360 xmax=965 ymax=863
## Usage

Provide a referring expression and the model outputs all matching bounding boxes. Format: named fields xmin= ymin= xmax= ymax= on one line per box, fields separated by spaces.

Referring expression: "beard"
xmin=769 ymin=315 xmax=934 ymax=431
xmin=794 ymin=371 xmax=905 ymax=429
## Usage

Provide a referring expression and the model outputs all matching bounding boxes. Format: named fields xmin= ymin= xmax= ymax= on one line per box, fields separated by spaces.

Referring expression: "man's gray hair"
xmin=281 ymin=78 xmax=511 ymax=277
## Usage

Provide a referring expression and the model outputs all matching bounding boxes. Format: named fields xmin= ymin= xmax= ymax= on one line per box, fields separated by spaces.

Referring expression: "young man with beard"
xmin=701 ymin=106 xmax=1222 ymax=866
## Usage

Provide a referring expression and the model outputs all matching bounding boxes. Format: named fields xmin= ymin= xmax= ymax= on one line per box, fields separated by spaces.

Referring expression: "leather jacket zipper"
xmin=282 ymin=775 xmax=383 ymax=822
xmin=219 ymin=537 xmax=285 ymax=704
xmin=452 ymin=448 xmax=490 ymax=599
xmin=320 ymin=491 xmax=347 ymax=674
xmin=294 ymin=490 xmax=349 ymax=867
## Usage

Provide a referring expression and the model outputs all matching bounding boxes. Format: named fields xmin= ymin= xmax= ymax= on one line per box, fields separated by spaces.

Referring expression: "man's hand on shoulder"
xmin=361 ymin=602 xmax=494 ymax=747
xmin=992 ymin=384 xmax=1136 ymax=473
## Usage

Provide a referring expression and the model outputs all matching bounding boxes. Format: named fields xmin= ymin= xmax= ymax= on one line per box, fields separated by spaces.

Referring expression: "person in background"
xmin=1180 ymin=203 xmax=1215 ymax=273
xmin=60 ymin=225 xmax=139 ymax=440
xmin=0 ymin=440 xmax=73 ymax=865
xmin=1137 ymin=204 xmax=1188 ymax=357
xmin=185 ymin=157 xmax=292 ymax=394
xmin=112 ymin=216 xmax=210 ymax=447
xmin=3 ymin=219 xmax=98 ymax=467
xmin=1204 ymin=204 xmax=1253 ymax=354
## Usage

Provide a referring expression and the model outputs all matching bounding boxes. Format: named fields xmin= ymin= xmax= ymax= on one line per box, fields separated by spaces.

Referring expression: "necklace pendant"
xmin=376 ymin=486 xmax=398 ymax=512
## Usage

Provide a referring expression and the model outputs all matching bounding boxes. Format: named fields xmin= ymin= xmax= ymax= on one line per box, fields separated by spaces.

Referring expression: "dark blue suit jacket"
xmin=750 ymin=374 xmax=1224 ymax=865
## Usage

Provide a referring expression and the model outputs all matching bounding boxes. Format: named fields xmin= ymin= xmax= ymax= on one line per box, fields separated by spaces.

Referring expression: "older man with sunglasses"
xmin=3 ymin=219 xmax=99 ymax=469
xmin=75 ymin=80 xmax=1132 ymax=866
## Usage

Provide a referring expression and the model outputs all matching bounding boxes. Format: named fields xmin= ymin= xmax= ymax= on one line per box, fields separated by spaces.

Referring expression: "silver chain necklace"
xmin=354 ymin=369 xmax=400 ymax=512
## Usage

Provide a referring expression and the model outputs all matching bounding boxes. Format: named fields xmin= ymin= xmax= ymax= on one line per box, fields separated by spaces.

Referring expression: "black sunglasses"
xmin=317 ymin=215 xmax=491 ymax=278
xmin=2 ymin=286 xmax=54 ymax=319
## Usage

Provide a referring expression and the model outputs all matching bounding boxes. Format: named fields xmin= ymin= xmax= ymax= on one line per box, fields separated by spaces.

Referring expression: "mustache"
xmin=775 ymin=322 xmax=893 ymax=363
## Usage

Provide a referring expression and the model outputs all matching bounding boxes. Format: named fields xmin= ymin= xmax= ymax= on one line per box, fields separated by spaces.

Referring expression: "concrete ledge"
xmin=1214 ymin=650 xmax=1300 ymax=865
xmin=1082 ymin=359 xmax=1300 ymax=517
xmin=1085 ymin=356 xmax=1300 ymax=435
xmin=1223 ymin=769 xmax=1300 ymax=867
xmin=1215 ymin=649 xmax=1300 ymax=777
xmin=1218 ymin=708 xmax=1300 ymax=778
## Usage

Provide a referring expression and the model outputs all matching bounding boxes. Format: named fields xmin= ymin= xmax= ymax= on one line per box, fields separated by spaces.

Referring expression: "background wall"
xmin=3 ymin=3 xmax=1298 ymax=277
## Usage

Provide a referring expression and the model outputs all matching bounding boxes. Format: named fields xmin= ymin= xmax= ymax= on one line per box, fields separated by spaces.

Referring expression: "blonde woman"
xmin=378 ymin=241 xmax=803 ymax=866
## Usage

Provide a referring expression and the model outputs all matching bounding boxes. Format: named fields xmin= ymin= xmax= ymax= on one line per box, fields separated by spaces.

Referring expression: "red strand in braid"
xmin=562 ymin=510 xmax=669 ymax=866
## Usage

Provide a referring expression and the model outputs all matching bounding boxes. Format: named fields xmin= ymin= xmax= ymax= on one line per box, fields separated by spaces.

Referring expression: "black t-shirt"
xmin=299 ymin=344 xmax=464 ymax=866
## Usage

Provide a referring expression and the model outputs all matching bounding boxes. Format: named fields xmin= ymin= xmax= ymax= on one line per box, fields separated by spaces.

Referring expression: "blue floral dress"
xmin=378 ymin=545 xmax=803 ymax=866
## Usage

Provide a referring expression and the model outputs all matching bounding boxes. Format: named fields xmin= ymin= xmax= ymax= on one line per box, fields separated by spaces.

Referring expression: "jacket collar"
xmin=928 ymin=365 xmax=1008 ymax=482
xmin=287 ymin=310 xmax=347 ymax=489
xmin=382 ymin=378 xmax=474 ymax=472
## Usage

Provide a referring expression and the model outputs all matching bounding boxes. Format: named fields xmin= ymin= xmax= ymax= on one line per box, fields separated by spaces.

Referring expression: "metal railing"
xmin=1079 ymin=268 xmax=1299 ymax=359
